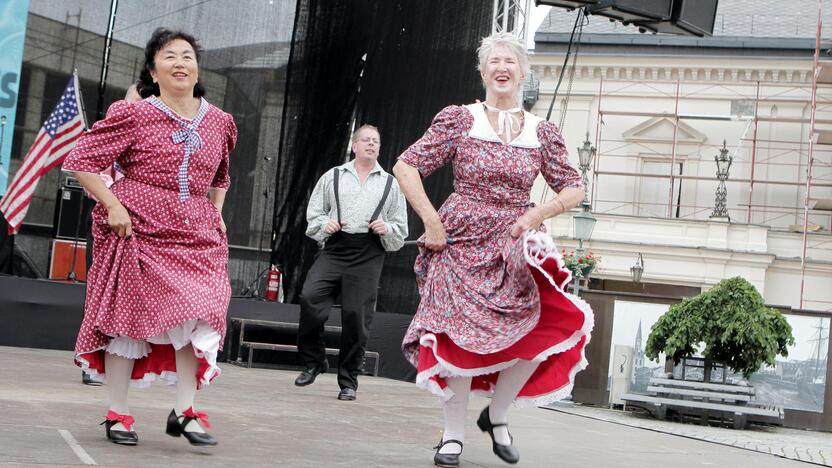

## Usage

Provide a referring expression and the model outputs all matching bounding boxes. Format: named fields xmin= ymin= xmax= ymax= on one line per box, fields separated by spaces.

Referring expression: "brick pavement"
xmin=547 ymin=402 xmax=832 ymax=466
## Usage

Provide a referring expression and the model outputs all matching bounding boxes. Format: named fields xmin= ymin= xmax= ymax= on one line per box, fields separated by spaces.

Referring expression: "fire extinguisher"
xmin=265 ymin=265 xmax=282 ymax=302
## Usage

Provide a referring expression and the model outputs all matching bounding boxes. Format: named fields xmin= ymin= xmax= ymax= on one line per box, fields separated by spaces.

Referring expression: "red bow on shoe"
xmin=105 ymin=410 xmax=135 ymax=431
xmin=182 ymin=407 xmax=212 ymax=429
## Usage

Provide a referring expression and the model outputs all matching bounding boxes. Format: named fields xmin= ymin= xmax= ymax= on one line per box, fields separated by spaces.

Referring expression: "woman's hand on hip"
xmin=424 ymin=220 xmax=447 ymax=251
xmin=107 ymin=203 xmax=133 ymax=238
xmin=510 ymin=207 xmax=544 ymax=238
xmin=219 ymin=215 xmax=227 ymax=234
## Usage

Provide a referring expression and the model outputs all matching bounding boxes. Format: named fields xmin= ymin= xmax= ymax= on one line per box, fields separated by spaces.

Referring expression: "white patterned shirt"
xmin=306 ymin=160 xmax=408 ymax=251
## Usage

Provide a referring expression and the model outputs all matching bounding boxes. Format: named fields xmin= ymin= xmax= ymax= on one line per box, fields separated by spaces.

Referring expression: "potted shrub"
xmin=645 ymin=277 xmax=794 ymax=382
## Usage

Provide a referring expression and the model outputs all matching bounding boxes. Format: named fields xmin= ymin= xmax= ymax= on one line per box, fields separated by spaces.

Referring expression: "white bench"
xmin=621 ymin=377 xmax=783 ymax=429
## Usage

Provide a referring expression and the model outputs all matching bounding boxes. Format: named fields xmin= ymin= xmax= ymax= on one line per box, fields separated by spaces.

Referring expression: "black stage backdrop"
xmin=271 ymin=0 xmax=493 ymax=312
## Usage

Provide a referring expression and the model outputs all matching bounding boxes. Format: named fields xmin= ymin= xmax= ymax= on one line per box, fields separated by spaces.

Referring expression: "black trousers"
xmin=297 ymin=232 xmax=385 ymax=390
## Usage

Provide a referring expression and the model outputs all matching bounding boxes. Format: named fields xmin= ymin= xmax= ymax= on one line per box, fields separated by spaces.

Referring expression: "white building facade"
xmin=530 ymin=2 xmax=832 ymax=311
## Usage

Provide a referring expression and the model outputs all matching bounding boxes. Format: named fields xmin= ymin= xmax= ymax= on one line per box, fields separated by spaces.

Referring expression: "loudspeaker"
xmin=535 ymin=0 xmax=600 ymax=9
xmin=541 ymin=0 xmax=718 ymax=37
xmin=637 ymin=0 xmax=718 ymax=36
xmin=587 ymin=0 xmax=673 ymax=24
xmin=52 ymin=184 xmax=90 ymax=241
xmin=49 ymin=238 xmax=87 ymax=281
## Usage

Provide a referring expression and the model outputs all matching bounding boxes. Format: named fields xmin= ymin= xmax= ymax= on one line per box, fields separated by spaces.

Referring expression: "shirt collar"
xmin=339 ymin=159 xmax=384 ymax=176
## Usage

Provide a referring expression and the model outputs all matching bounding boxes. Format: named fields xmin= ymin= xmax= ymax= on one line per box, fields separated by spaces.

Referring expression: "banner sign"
xmin=0 ymin=0 xmax=29 ymax=196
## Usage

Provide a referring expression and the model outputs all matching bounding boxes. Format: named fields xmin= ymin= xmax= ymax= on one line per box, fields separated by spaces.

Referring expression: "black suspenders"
xmin=331 ymin=168 xmax=393 ymax=227
xmin=370 ymin=174 xmax=394 ymax=222
xmin=332 ymin=168 xmax=342 ymax=223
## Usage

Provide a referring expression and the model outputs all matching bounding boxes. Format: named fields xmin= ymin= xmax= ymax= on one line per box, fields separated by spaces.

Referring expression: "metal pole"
xmin=522 ymin=0 xmax=532 ymax=40
xmin=592 ymin=76 xmax=603 ymax=209
xmin=573 ymin=240 xmax=584 ymax=296
xmin=667 ymin=79 xmax=680 ymax=218
xmin=95 ymin=0 xmax=119 ymax=121
xmin=0 ymin=116 xmax=6 ymax=179
xmin=799 ymin=0 xmax=823 ymax=309
xmin=746 ymin=81 xmax=760 ymax=224
xmin=69 ymin=9 xmax=82 ymax=71
xmin=492 ymin=0 xmax=500 ymax=34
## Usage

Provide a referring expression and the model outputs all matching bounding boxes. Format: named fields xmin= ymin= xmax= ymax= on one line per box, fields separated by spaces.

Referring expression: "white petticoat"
xmin=84 ymin=319 xmax=221 ymax=388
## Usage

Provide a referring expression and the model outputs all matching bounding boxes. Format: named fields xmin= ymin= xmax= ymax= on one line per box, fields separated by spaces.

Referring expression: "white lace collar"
xmin=465 ymin=103 xmax=542 ymax=149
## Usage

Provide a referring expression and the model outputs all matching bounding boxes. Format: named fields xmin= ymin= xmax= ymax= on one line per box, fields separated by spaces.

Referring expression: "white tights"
xmin=438 ymin=359 xmax=540 ymax=453
xmin=103 ymin=344 xmax=203 ymax=432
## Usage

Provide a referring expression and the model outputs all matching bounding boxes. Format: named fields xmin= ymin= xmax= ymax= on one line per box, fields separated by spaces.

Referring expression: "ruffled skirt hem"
xmin=412 ymin=231 xmax=593 ymax=408
xmin=75 ymin=319 xmax=221 ymax=390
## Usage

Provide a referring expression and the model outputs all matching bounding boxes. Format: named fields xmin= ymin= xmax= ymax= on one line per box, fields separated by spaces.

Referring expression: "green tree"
xmin=645 ymin=277 xmax=794 ymax=380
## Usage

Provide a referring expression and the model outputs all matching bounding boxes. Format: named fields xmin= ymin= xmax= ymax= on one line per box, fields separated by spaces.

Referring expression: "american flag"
xmin=0 ymin=73 xmax=86 ymax=234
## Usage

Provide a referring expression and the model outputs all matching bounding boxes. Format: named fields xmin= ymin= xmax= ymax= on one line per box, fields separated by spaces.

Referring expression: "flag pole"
xmin=65 ymin=71 xmax=88 ymax=282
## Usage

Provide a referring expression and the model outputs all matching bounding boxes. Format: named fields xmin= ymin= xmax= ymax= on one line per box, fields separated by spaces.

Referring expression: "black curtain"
xmin=271 ymin=0 xmax=493 ymax=308
xmin=0 ymin=216 xmax=13 ymax=275
xmin=356 ymin=1 xmax=493 ymax=316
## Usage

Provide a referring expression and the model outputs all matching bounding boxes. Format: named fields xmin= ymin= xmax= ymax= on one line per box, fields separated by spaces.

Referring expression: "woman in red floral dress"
xmin=62 ymin=28 xmax=236 ymax=447
xmin=393 ymin=32 xmax=593 ymax=467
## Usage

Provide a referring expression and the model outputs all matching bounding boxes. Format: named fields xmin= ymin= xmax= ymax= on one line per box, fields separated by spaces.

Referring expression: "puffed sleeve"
xmin=538 ymin=121 xmax=583 ymax=192
xmin=211 ymin=113 xmax=237 ymax=190
xmin=305 ymin=170 xmax=333 ymax=245
xmin=398 ymin=105 xmax=472 ymax=177
xmin=61 ymin=100 xmax=136 ymax=174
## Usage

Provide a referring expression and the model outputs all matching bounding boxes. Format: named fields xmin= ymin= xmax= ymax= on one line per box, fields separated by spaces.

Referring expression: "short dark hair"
xmin=136 ymin=28 xmax=206 ymax=99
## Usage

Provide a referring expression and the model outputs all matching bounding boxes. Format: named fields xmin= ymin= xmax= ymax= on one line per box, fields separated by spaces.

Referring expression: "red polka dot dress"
xmin=61 ymin=96 xmax=236 ymax=389
xmin=399 ymin=104 xmax=593 ymax=406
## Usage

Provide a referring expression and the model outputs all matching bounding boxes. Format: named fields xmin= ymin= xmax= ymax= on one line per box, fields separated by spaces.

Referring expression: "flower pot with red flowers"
xmin=561 ymin=250 xmax=600 ymax=279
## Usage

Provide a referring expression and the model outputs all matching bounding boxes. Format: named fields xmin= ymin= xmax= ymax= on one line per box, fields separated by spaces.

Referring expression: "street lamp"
xmin=630 ymin=253 xmax=644 ymax=283
xmin=571 ymin=203 xmax=596 ymax=296
xmin=576 ymin=132 xmax=596 ymax=201
xmin=571 ymin=132 xmax=597 ymax=296
xmin=710 ymin=140 xmax=733 ymax=220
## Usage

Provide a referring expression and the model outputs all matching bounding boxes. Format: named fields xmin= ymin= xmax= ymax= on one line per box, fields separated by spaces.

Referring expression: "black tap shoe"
xmin=477 ymin=406 xmax=519 ymax=464
xmin=433 ymin=439 xmax=463 ymax=467
xmin=166 ymin=408 xmax=217 ymax=446
xmin=101 ymin=410 xmax=138 ymax=445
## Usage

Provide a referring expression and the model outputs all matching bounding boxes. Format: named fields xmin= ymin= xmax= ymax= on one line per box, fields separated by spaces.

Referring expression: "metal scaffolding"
xmin=581 ymin=0 xmax=830 ymax=310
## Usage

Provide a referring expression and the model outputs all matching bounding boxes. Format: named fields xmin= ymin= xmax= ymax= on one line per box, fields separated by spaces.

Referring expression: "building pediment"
xmin=623 ymin=117 xmax=707 ymax=144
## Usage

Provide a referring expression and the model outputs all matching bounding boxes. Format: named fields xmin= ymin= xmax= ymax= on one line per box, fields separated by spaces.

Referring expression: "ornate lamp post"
xmin=576 ymin=132 xmax=596 ymax=201
xmin=572 ymin=133 xmax=597 ymax=296
xmin=710 ymin=140 xmax=733 ymax=221
xmin=630 ymin=253 xmax=644 ymax=283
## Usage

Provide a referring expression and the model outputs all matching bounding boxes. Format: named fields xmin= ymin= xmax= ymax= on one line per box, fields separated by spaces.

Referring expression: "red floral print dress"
xmin=399 ymin=103 xmax=593 ymax=406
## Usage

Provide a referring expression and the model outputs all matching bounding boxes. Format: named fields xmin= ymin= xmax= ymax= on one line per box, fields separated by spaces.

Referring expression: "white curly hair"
xmin=476 ymin=31 xmax=530 ymax=81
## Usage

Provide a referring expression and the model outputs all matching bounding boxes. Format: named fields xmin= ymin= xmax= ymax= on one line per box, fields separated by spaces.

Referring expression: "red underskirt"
xmin=416 ymin=257 xmax=590 ymax=406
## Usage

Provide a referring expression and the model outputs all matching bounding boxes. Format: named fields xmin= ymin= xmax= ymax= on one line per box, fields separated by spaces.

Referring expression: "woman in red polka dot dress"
xmin=62 ymin=28 xmax=236 ymax=447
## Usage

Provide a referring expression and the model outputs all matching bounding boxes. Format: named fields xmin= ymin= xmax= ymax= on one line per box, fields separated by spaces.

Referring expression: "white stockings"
xmin=439 ymin=376 xmax=471 ymax=455
xmin=489 ymin=359 xmax=539 ymax=445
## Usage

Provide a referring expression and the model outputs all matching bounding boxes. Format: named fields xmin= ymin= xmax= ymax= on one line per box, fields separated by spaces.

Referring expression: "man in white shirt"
xmin=295 ymin=125 xmax=408 ymax=400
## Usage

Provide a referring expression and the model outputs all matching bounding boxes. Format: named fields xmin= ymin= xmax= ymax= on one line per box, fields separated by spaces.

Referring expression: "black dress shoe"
xmin=477 ymin=406 xmax=519 ymax=464
xmin=166 ymin=408 xmax=217 ymax=446
xmin=294 ymin=362 xmax=328 ymax=387
xmin=337 ymin=387 xmax=356 ymax=401
xmin=82 ymin=371 xmax=101 ymax=386
xmin=433 ymin=439 xmax=463 ymax=467
xmin=101 ymin=411 xmax=138 ymax=445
